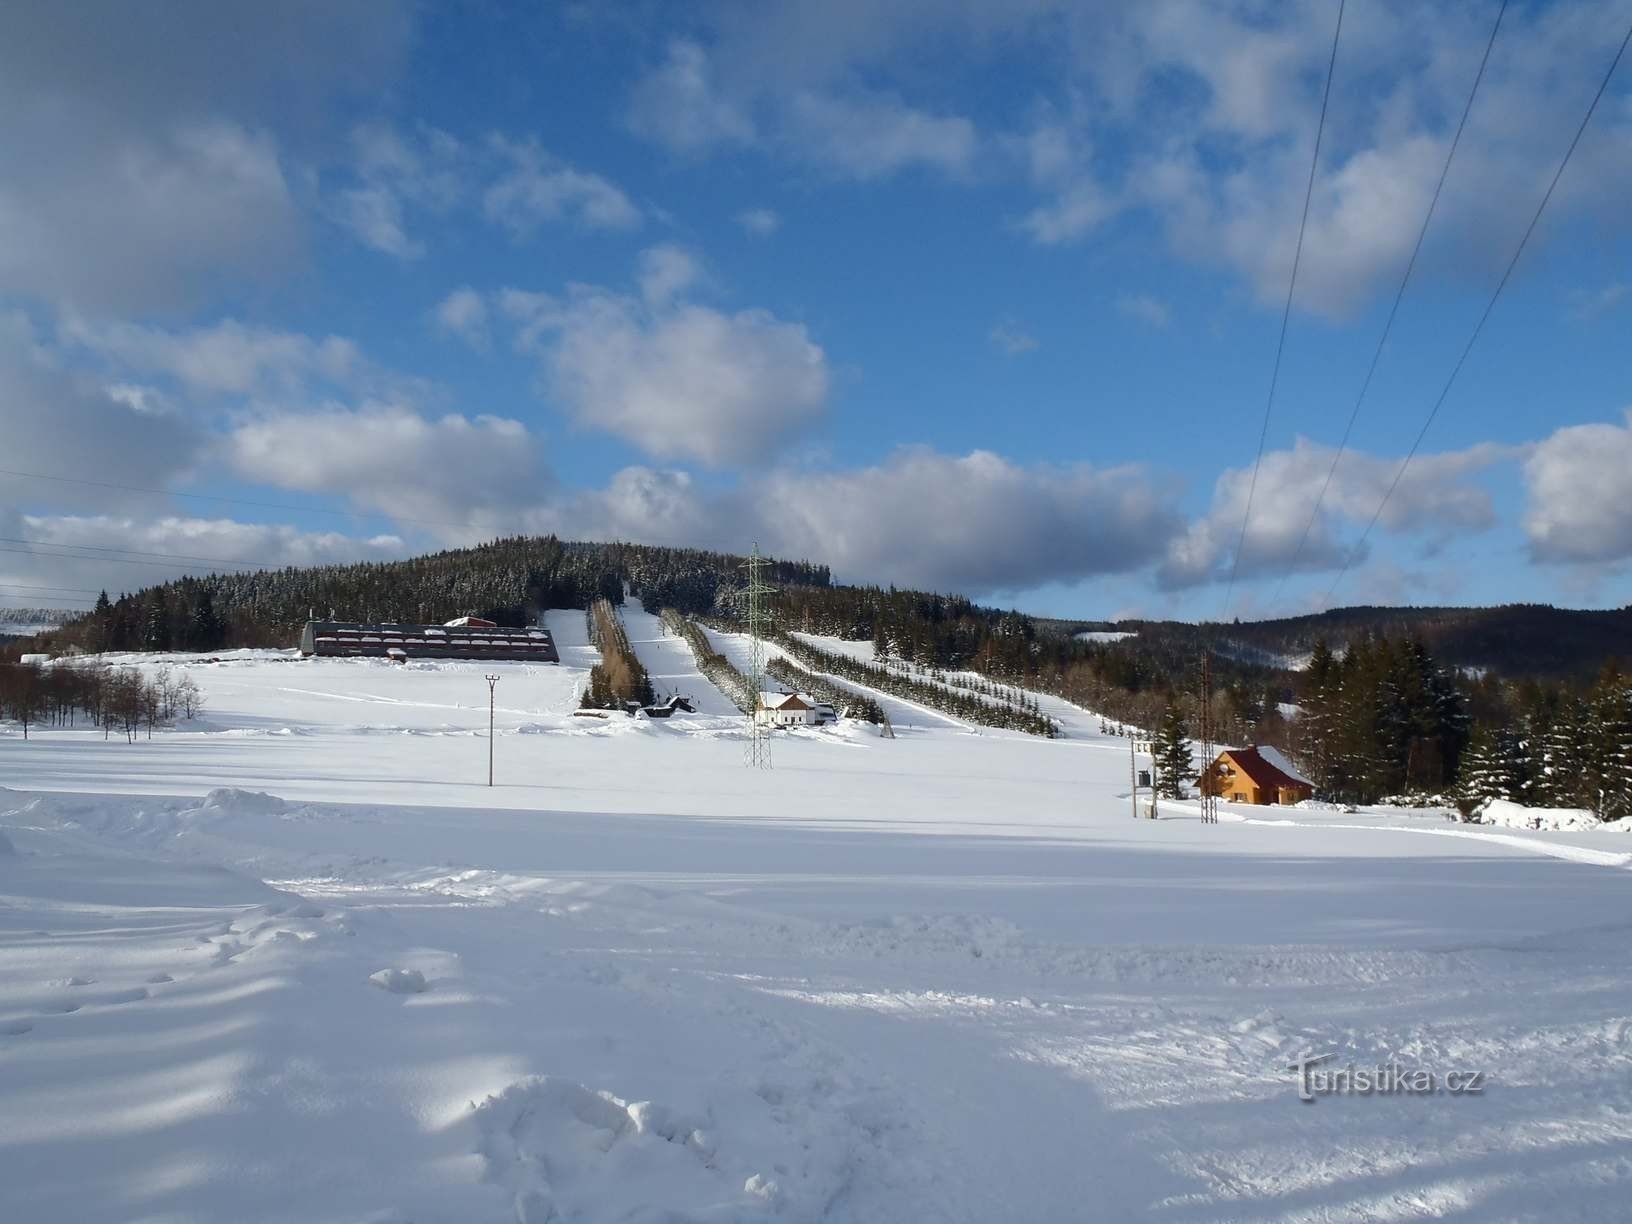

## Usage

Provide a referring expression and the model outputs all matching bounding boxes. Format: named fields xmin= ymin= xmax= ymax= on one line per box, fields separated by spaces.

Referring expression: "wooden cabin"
xmin=1203 ymin=746 xmax=1315 ymax=806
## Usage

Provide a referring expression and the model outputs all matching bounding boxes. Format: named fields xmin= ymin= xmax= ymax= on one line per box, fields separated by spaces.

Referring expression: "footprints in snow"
xmin=1 ymin=901 xmax=343 ymax=1040
xmin=475 ymin=1076 xmax=804 ymax=1223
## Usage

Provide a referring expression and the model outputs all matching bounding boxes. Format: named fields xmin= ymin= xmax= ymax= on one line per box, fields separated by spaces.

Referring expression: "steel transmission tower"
xmin=1198 ymin=650 xmax=1218 ymax=824
xmin=740 ymin=543 xmax=777 ymax=769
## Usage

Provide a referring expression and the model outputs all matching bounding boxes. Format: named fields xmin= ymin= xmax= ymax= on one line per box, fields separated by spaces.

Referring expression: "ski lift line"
xmin=1221 ymin=0 xmax=1346 ymax=622
xmin=1270 ymin=0 xmax=1510 ymax=612
xmin=1324 ymin=13 xmax=1632 ymax=608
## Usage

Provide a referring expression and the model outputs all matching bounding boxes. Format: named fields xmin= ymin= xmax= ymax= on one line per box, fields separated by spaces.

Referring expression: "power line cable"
xmin=1222 ymin=0 xmax=1346 ymax=620
xmin=1324 ymin=12 xmax=1632 ymax=607
xmin=0 ymin=587 xmax=104 ymax=600
xmin=0 ymin=543 xmax=276 ymax=574
xmin=1270 ymin=0 xmax=1509 ymax=611
xmin=0 ymin=465 xmax=470 ymax=535
xmin=0 ymin=535 xmax=280 ymax=570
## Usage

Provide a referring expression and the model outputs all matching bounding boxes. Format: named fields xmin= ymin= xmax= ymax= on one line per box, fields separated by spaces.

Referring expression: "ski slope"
xmin=705 ymin=624 xmax=973 ymax=732
xmin=3 ymin=637 xmax=1631 ymax=1222
xmin=623 ymin=606 xmax=741 ymax=717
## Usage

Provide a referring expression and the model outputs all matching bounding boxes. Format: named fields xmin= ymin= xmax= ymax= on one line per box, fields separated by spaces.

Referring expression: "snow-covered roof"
xmin=759 ymin=691 xmax=810 ymax=710
xmin=1254 ymin=744 xmax=1314 ymax=788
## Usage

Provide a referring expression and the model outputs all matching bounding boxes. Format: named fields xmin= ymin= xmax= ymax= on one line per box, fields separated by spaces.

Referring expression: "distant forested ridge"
xmin=10 ymin=535 xmax=1629 ymax=813
xmin=27 ymin=537 xmax=829 ymax=655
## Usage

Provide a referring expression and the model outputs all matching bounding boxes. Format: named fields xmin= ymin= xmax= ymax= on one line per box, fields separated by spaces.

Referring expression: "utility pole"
xmin=1130 ymin=732 xmax=1138 ymax=820
xmin=740 ymin=543 xmax=776 ymax=769
xmin=1147 ymin=735 xmax=1159 ymax=820
xmin=1199 ymin=649 xmax=1218 ymax=824
xmin=485 ymin=674 xmax=500 ymax=787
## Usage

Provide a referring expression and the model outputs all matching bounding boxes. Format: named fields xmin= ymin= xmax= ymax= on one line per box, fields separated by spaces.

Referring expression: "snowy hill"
xmin=3 ymin=631 xmax=1632 ymax=1220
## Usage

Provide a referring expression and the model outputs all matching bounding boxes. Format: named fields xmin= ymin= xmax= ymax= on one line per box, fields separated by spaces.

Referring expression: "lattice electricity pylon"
xmin=1198 ymin=647 xmax=1219 ymax=824
xmin=739 ymin=542 xmax=777 ymax=769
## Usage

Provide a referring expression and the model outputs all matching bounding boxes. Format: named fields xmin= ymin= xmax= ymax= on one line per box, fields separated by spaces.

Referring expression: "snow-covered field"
xmin=3 ymin=627 xmax=1631 ymax=1222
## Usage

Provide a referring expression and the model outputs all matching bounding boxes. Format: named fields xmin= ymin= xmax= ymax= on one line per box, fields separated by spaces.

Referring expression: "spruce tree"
xmin=1153 ymin=701 xmax=1192 ymax=799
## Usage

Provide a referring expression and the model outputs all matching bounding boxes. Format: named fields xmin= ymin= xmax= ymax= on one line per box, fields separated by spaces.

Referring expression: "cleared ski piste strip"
xmin=3 ymin=639 xmax=1632 ymax=1222
xmin=701 ymin=622 xmax=975 ymax=732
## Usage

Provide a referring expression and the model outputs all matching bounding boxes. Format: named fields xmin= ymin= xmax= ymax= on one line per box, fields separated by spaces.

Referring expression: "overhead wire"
xmin=1269 ymin=0 xmax=1509 ymax=612
xmin=1323 ymin=12 xmax=1632 ymax=607
xmin=1220 ymin=0 xmax=1346 ymax=622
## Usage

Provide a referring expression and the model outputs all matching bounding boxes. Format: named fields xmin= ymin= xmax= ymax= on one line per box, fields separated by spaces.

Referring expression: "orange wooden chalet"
xmin=1201 ymin=746 xmax=1315 ymax=806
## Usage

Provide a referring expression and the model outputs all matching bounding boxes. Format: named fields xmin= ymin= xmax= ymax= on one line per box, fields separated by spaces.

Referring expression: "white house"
xmin=756 ymin=691 xmax=818 ymax=727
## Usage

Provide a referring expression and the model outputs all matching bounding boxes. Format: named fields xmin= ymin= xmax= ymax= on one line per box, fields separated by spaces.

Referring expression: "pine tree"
xmin=1153 ymin=701 xmax=1192 ymax=799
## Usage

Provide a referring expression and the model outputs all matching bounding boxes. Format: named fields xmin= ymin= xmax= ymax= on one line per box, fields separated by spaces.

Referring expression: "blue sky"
xmin=1 ymin=0 xmax=1630 ymax=623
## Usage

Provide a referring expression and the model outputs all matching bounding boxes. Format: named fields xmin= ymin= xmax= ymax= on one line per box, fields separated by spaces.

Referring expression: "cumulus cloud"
xmin=0 ymin=2 xmax=412 ymax=313
xmin=1 ymin=512 xmax=406 ymax=595
xmin=754 ymin=449 xmax=1176 ymax=592
xmin=0 ymin=312 xmax=203 ymax=512
xmin=785 ymin=90 xmax=979 ymax=180
xmin=434 ymin=288 xmax=490 ymax=349
xmin=226 ymin=404 xmax=548 ymax=530
xmin=483 ymin=137 xmax=642 ymax=237
xmin=61 ymin=317 xmax=365 ymax=398
xmin=325 ymin=124 xmax=641 ymax=256
xmin=625 ymin=32 xmax=979 ymax=182
xmin=502 ymin=252 xmax=829 ymax=467
xmin=627 ymin=39 xmax=756 ymax=153
xmin=1158 ymin=437 xmax=1515 ymax=589
xmin=534 ymin=449 xmax=1181 ymax=595
xmin=327 ymin=122 xmax=464 ymax=258
xmin=0 ymin=121 xmax=301 ymax=315
xmin=1522 ymin=408 xmax=1632 ymax=565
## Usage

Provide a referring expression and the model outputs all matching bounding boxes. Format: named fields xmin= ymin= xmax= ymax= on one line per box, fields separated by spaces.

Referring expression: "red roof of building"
xmin=1220 ymin=746 xmax=1311 ymax=794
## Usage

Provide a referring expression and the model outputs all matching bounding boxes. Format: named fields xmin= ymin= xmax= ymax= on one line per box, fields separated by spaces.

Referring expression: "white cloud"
xmin=326 ymin=123 xmax=464 ymax=259
xmin=735 ymin=208 xmax=781 ymax=237
xmin=1158 ymin=437 xmax=1515 ymax=589
xmin=989 ymin=319 xmax=1039 ymax=356
xmin=627 ymin=39 xmax=756 ymax=154
xmin=503 ymin=252 xmax=829 ymax=467
xmin=2 ymin=512 xmax=406 ymax=595
xmin=1116 ymin=293 xmax=1171 ymax=328
xmin=434 ymin=288 xmax=490 ymax=349
xmin=0 ymin=3 xmax=412 ymax=313
xmin=534 ymin=449 xmax=1180 ymax=595
xmin=1522 ymin=408 xmax=1632 ymax=565
xmin=0 ymin=312 xmax=203 ymax=512
xmin=786 ymin=90 xmax=978 ymax=180
xmin=62 ymin=317 xmax=364 ymax=398
xmin=637 ymin=245 xmax=706 ymax=308
xmin=755 ymin=448 xmax=1176 ymax=592
xmin=483 ymin=137 xmax=642 ymax=237
xmin=0 ymin=121 xmax=301 ymax=314
xmin=226 ymin=404 xmax=547 ymax=530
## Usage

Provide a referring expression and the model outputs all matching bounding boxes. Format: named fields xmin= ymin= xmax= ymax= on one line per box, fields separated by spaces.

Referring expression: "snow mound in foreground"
xmin=369 ymin=967 xmax=428 ymax=994
xmin=0 ymin=829 xmax=14 ymax=855
xmin=474 ymin=1075 xmax=850 ymax=1223
xmin=199 ymin=788 xmax=289 ymax=815
xmin=1481 ymin=799 xmax=1621 ymax=833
